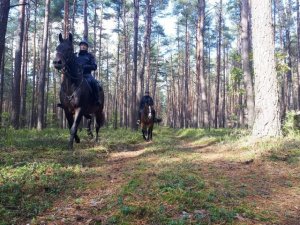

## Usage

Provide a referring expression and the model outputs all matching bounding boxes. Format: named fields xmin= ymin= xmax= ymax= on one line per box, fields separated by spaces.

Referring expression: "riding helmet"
xmin=79 ymin=39 xmax=89 ymax=47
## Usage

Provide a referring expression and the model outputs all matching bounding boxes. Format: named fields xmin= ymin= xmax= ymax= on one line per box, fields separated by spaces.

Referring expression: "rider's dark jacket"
xmin=76 ymin=50 xmax=97 ymax=74
xmin=139 ymin=95 xmax=154 ymax=110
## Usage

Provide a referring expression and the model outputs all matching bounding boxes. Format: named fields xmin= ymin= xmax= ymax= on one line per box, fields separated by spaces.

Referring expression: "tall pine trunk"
xmin=12 ymin=0 xmax=26 ymax=129
xmin=131 ymin=0 xmax=139 ymax=130
xmin=241 ymin=0 xmax=254 ymax=128
xmin=37 ymin=0 xmax=50 ymax=130
xmin=0 ymin=0 xmax=10 ymax=70
xmin=196 ymin=0 xmax=209 ymax=128
xmin=297 ymin=0 xmax=300 ymax=109
xmin=251 ymin=0 xmax=281 ymax=137
xmin=30 ymin=2 xmax=37 ymax=128
xmin=214 ymin=0 xmax=222 ymax=128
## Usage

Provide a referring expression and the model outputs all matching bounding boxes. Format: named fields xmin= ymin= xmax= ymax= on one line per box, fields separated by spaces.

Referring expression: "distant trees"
xmin=1 ymin=0 xmax=300 ymax=137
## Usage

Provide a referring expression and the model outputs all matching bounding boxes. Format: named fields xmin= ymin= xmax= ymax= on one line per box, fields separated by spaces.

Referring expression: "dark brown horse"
xmin=53 ymin=33 xmax=105 ymax=149
xmin=141 ymin=103 xmax=154 ymax=141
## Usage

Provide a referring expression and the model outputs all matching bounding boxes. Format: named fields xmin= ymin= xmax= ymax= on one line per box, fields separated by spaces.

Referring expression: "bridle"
xmin=55 ymin=50 xmax=82 ymax=80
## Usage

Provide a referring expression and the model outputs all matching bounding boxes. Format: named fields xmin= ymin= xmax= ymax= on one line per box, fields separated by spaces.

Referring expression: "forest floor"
xmin=1 ymin=127 xmax=300 ymax=225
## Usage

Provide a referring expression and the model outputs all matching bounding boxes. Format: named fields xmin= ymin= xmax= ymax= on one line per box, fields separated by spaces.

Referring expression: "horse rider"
xmin=76 ymin=39 xmax=101 ymax=106
xmin=137 ymin=90 xmax=156 ymax=125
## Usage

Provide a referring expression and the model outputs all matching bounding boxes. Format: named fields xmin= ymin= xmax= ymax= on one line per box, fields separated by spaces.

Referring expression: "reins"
xmin=57 ymin=50 xmax=85 ymax=102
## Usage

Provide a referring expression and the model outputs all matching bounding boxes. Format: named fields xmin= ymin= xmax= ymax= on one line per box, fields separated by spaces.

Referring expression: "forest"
xmin=0 ymin=0 xmax=300 ymax=224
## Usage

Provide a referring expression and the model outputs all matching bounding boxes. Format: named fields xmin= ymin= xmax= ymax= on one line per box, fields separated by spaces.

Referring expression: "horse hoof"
xmin=74 ymin=135 xmax=80 ymax=143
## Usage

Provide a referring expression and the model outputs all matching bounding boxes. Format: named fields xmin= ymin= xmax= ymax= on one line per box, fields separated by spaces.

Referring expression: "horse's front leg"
xmin=64 ymin=109 xmax=80 ymax=143
xmin=69 ymin=108 xmax=83 ymax=150
xmin=149 ymin=126 xmax=153 ymax=141
xmin=142 ymin=127 xmax=147 ymax=140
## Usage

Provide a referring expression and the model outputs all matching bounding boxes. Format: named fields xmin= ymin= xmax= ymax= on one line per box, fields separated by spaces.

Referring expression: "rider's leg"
xmin=93 ymin=81 xmax=101 ymax=106
xmin=86 ymin=74 xmax=100 ymax=106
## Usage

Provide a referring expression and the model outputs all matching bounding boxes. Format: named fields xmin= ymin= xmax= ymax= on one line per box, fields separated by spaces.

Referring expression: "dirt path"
xmin=33 ymin=138 xmax=300 ymax=225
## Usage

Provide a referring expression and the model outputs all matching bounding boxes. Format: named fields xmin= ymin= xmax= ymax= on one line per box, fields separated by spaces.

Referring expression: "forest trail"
xmin=32 ymin=129 xmax=300 ymax=225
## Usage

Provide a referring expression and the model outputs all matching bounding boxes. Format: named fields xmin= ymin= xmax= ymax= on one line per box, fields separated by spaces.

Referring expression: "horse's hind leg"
xmin=85 ymin=114 xmax=94 ymax=139
xmin=95 ymin=110 xmax=105 ymax=142
xmin=142 ymin=126 xmax=147 ymax=140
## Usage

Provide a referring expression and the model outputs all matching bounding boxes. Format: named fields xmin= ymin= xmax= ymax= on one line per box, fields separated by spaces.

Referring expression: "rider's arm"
xmin=89 ymin=54 xmax=97 ymax=70
xmin=149 ymin=97 xmax=154 ymax=106
xmin=84 ymin=54 xmax=97 ymax=71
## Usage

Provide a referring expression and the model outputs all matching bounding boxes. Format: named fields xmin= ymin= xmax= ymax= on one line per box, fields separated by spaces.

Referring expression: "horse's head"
xmin=53 ymin=33 xmax=74 ymax=70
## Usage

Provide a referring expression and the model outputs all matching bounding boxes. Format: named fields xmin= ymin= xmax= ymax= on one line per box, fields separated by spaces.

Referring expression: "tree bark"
xmin=251 ymin=0 xmax=282 ymax=137
xmin=12 ymin=0 xmax=26 ymax=129
xmin=37 ymin=0 xmax=50 ymax=130
xmin=196 ymin=0 xmax=209 ymax=128
xmin=214 ymin=0 xmax=222 ymax=128
xmin=0 ymin=0 xmax=10 ymax=71
xmin=30 ymin=2 xmax=37 ymax=128
xmin=83 ymin=0 xmax=88 ymax=40
xmin=0 ymin=48 xmax=4 ymax=127
xmin=297 ymin=0 xmax=300 ymax=109
xmin=64 ymin=0 xmax=69 ymax=38
xmin=131 ymin=0 xmax=139 ymax=130
xmin=241 ymin=0 xmax=255 ymax=128
xmin=145 ymin=0 xmax=152 ymax=92
xmin=20 ymin=6 xmax=30 ymax=128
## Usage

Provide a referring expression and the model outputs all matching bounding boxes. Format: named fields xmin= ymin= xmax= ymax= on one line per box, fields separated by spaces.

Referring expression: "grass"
xmin=0 ymin=126 xmax=299 ymax=224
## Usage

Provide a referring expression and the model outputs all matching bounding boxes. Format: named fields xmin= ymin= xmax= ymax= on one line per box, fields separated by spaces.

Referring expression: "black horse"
xmin=140 ymin=103 xmax=154 ymax=141
xmin=53 ymin=33 xmax=105 ymax=150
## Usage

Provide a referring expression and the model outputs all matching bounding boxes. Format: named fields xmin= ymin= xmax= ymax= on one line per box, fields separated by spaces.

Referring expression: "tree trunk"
xmin=71 ymin=0 xmax=76 ymax=35
xmin=83 ymin=0 xmax=88 ymax=40
xmin=0 ymin=0 xmax=10 ymax=71
xmin=37 ymin=0 xmax=50 ymax=130
xmin=64 ymin=0 xmax=69 ymax=38
xmin=251 ymin=0 xmax=282 ymax=137
xmin=184 ymin=23 xmax=190 ymax=128
xmin=0 ymin=49 xmax=4 ymax=127
xmin=241 ymin=0 xmax=255 ymax=128
xmin=297 ymin=0 xmax=300 ymax=109
xmin=12 ymin=0 xmax=26 ymax=129
xmin=145 ymin=0 xmax=152 ymax=92
xmin=131 ymin=0 xmax=139 ymax=130
xmin=30 ymin=2 xmax=37 ymax=128
xmin=20 ymin=6 xmax=30 ymax=128
xmin=114 ymin=3 xmax=121 ymax=129
xmin=98 ymin=5 xmax=103 ymax=80
xmin=214 ymin=0 xmax=222 ymax=128
xmin=196 ymin=0 xmax=209 ymax=128
xmin=123 ymin=1 xmax=129 ymax=128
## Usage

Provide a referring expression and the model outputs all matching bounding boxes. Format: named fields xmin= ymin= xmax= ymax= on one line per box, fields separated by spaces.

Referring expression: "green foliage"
xmin=282 ymin=111 xmax=300 ymax=136
xmin=275 ymin=52 xmax=290 ymax=76
xmin=0 ymin=163 xmax=77 ymax=224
